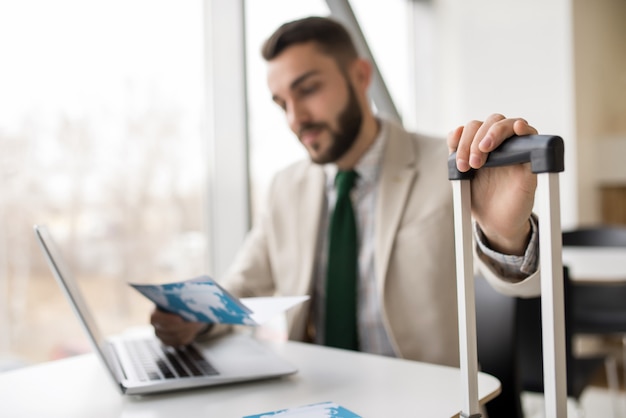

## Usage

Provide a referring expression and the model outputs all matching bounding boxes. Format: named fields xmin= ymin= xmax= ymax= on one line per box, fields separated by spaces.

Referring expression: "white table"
xmin=0 ymin=339 xmax=500 ymax=418
xmin=562 ymin=247 xmax=626 ymax=282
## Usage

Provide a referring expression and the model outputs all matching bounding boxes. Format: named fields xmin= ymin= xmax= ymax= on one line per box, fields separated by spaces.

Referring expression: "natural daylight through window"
xmin=0 ymin=0 xmax=207 ymax=368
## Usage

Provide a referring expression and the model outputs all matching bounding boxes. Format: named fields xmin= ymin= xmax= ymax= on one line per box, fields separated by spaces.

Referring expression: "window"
xmin=244 ymin=0 xmax=328 ymax=214
xmin=0 ymin=0 xmax=207 ymax=366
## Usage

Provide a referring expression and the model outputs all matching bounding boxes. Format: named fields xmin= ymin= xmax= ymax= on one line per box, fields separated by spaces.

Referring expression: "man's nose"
xmin=287 ymin=101 xmax=310 ymax=131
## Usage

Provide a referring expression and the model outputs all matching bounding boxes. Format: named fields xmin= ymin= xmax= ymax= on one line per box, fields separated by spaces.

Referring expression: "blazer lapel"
xmin=295 ymin=164 xmax=326 ymax=296
xmin=375 ymin=124 xmax=418 ymax=292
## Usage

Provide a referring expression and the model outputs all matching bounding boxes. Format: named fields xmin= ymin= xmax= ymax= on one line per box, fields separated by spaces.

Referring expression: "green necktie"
xmin=324 ymin=170 xmax=359 ymax=350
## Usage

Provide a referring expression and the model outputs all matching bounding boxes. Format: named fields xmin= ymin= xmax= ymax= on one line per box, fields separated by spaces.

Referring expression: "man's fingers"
xmin=477 ymin=117 xmax=536 ymax=153
xmin=150 ymin=307 xmax=201 ymax=346
xmin=447 ymin=125 xmax=464 ymax=154
xmin=469 ymin=113 xmax=505 ymax=167
xmin=154 ymin=326 xmax=196 ymax=347
xmin=450 ymin=115 xmax=541 ymax=172
xmin=455 ymin=120 xmax=483 ymax=172
xmin=512 ymin=118 xmax=538 ymax=136
xmin=449 ymin=116 xmax=539 ymax=170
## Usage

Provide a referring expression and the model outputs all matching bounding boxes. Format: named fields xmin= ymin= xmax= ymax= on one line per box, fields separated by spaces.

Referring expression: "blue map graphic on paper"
xmin=130 ymin=276 xmax=255 ymax=325
xmin=243 ymin=401 xmax=362 ymax=417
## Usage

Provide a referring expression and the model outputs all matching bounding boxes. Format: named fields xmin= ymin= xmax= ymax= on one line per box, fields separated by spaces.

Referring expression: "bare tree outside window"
xmin=0 ymin=0 xmax=208 ymax=367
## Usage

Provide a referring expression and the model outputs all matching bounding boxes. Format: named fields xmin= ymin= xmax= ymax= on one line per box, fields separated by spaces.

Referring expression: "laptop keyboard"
xmin=125 ymin=339 xmax=219 ymax=381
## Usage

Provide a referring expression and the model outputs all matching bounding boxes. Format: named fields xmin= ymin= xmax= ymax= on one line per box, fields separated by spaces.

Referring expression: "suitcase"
xmin=448 ymin=135 xmax=567 ymax=417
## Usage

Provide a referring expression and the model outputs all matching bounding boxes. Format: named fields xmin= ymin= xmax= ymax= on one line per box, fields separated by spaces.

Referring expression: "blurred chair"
xmin=563 ymin=226 xmax=626 ymax=338
xmin=562 ymin=225 xmax=626 ymax=416
xmin=563 ymin=225 xmax=626 ymax=248
xmin=476 ymin=267 xmax=609 ymax=417
xmin=516 ymin=266 xmax=609 ymax=416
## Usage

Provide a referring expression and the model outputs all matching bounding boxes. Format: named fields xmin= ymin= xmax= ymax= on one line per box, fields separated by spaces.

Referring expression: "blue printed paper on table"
xmin=243 ymin=401 xmax=362 ymax=417
xmin=129 ymin=275 xmax=308 ymax=326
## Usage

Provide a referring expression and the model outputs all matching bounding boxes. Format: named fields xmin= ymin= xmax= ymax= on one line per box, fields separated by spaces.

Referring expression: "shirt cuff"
xmin=474 ymin=214 xmax=539 ymax=279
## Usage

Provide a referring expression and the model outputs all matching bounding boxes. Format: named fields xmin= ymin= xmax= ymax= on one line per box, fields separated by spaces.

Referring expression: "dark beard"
xmin=300 ymin=82 xmax=363 ymax=165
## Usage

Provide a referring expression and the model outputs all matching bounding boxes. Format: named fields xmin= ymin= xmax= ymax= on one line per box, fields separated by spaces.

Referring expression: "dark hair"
xmin=261 ymin=16 xmax=358 ymax=67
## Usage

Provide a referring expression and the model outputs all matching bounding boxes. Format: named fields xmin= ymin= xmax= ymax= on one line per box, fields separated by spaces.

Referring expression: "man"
xmin=151 ymin=16 xmax=541 ymax=367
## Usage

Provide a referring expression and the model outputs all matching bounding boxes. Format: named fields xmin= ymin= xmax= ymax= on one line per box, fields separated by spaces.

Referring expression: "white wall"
xmin=411 ymin=0 xmax=578 ymax=228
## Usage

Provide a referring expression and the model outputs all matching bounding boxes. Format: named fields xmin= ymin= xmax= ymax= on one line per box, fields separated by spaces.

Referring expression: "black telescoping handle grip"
xmin=448 ymin=134 xmax=564 ymax=180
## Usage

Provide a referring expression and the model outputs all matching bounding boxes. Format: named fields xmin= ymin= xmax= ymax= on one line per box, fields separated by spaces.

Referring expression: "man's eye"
xmin=299 ymin=83 xmax=319 ymax=96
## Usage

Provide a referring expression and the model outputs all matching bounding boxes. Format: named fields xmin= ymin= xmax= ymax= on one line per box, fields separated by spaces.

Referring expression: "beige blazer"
xmin=220 ymin=119 xmax=539 ymax=367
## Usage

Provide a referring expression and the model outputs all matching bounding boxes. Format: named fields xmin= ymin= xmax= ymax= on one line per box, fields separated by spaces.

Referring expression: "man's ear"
xmin=350 ymin=58 xmax=372 ymax=91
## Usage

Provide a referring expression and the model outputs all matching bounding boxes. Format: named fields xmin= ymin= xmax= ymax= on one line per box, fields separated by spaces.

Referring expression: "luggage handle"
xmin=448 ymin=135 xmax=567 ymax=418
xmin=448 ymin=134 xmax=564 ymax=179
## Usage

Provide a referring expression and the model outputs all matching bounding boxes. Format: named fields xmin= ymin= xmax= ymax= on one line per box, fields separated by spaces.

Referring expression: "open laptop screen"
xmin=33 ymin=224 xmax=120 ymax=382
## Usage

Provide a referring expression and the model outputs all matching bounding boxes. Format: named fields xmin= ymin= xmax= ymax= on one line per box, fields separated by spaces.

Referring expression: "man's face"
xmin=267 ymin=42 xmax=363 ymax=164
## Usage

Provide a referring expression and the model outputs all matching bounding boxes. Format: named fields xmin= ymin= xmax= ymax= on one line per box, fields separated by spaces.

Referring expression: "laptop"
xmin=33 ymin=224 xmax=297 ymax=395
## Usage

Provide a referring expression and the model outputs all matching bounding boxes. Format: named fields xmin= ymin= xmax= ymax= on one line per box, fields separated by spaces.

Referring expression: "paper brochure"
xmin=243 ymin=401 xmax=362 ymax=417
xmin=130 ymin=275 xmax=308 ymax=326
